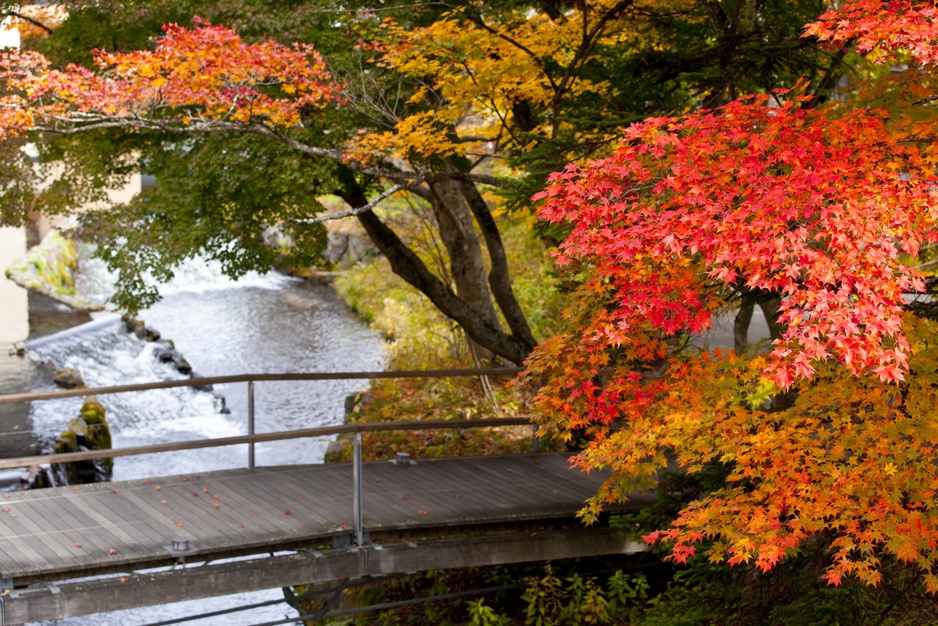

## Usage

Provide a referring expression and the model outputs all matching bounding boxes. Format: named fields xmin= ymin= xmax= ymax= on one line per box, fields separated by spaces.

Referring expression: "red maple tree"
xmin=527 ymin=0 xmax=938 ymax=589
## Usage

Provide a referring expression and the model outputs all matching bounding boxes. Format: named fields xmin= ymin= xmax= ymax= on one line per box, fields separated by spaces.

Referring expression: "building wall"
xmin=0 ymin=227 xmax=29 ymax=343
xmin=1 ymin=19 xmax=28 ymax=344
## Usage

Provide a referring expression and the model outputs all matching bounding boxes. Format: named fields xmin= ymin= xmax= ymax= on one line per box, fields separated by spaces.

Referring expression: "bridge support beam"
xmin=2 ymin=527 xmax=648 ymax=625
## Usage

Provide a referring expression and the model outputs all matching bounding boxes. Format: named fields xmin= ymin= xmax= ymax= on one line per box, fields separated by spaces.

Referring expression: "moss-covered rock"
xmin=54 ymin=430 xmax=79 ymax=454
xmin=52 ymin=367 xmax=86 ymax=389
xmin=80 ymin=400 xmax=113 ymax=468
xmin=4 ymin=231 xmax=104 ymax=311
xmin=51 ymin=399 xmax=113 ymax=484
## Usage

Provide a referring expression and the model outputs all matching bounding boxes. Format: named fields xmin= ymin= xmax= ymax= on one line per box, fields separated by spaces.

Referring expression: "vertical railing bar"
xmin=353 ymin=431 xmax=364 ymax=546
xmin=532 ymin=424 xmax=540 ymax=454
xmin=247 ymin=381 xmax=256 ymax=469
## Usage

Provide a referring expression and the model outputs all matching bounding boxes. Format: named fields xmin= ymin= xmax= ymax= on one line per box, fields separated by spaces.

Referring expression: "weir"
xmin=22 ymin=314 xmax=122 ymax=351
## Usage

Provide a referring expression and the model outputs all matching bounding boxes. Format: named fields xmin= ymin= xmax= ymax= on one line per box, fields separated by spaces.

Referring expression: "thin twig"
xmin=291 ymin=184 xmax=403 ymax=224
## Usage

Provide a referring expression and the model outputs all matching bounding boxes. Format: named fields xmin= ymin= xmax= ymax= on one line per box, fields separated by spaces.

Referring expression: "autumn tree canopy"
xmin=527 ymin=0 xmax=938 ymax=590
xmin=0 ymin=0 xmax=845 ymax=365
xmin=4 ymin=0 xmax=936 ymax=590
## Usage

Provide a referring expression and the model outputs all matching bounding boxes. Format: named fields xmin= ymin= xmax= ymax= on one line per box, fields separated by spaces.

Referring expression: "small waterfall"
xmin=26 ymin=249 xmax=385 ymax=482
xmin=26 ymin=314 xmax=231 ymax=481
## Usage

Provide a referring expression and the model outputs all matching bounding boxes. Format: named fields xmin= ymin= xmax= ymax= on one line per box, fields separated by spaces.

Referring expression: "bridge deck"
xmin=0 ymin=453 xmax=649 ymax=586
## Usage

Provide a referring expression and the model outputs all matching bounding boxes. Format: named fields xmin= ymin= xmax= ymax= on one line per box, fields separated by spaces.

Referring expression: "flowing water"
xmin=18 ymin=255 xmax=386 ymax=625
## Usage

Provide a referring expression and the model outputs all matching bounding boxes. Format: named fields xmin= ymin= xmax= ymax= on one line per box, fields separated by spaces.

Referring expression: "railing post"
xmin=532 ymin=424 xmax=540 ymax=454
xmin=353 ymin=430 xmax=364 ymax=546
xmin=247 ymin=381 xmax=255 ymax=469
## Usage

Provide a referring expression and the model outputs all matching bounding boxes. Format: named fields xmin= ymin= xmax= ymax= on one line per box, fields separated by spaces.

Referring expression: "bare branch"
xmin=3 ymin=10 xmax=54 ymax=35
xmin=290 ymin=184 xmax=403 ymax=224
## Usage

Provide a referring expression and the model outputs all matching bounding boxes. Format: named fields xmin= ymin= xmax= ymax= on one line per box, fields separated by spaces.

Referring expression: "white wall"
xmin=0 ymin=16 xmax=20 ymax=49
xmin=0 ymin=227 xmax=29 ymax=343
xmin=0 ymin=20 xmax=27 ymax=344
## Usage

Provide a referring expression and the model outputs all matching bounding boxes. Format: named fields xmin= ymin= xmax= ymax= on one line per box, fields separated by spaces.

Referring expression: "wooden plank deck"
xmin=0 ymin=453 xmax=653 ymax=586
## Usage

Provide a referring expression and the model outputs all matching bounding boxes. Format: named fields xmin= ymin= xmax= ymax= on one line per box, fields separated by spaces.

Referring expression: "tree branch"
xmin=29 ymin=116 xmax=506 ymax=187
xmin=290 ymin=184 xmax=403 ymax=224
xmin=2 ymin=10 xmax=54 ymax=35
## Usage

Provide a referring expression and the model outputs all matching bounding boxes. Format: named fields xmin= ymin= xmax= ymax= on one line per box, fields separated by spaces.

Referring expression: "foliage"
xmin=0 ymin=0 xmax=851 ymax=365
xmin=521 ymin=565 xmax=629 ymax=625
xmin=454 ymin=556 xmax=938 ymax=625
xmin=328 ymin=375 xmax=536 ymax=464
xmin=363 ymin=0 xmax=850 ymax=204
xmin=525 ymin=0 xmax=938 ymax=592
xmin=466 ymin=599 xmax=510 ymax=626
xmin=0 ymin=18 xmax=337 ymax=136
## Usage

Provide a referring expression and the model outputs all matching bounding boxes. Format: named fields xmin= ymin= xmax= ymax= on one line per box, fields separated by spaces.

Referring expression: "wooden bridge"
xmin=0 ymin=370 xmax=652 ymax=625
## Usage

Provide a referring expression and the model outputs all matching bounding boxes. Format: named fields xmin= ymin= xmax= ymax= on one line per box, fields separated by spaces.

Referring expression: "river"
xmin=10 ymin=256 xmax=385 ymax=625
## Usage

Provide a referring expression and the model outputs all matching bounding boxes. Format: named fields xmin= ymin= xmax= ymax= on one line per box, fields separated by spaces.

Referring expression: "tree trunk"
xmin=460 ymin=178 xmax=538 ymax=351
xmin=336 ymin=173 xmax=534 ymax=365
xmin=734 ymin=288 xmax=784 ymax=354
xmin=428 ymin=178 xmax=502 ymax=324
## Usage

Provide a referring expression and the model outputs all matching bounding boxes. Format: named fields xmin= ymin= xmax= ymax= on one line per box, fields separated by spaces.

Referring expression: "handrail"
xmin=0 ymin=417 xmax=535 ymax=471
xmin=0 ymin=368 xmax=524 ymax=405
xmin=0 ymin=368 xmax=538 ymax=548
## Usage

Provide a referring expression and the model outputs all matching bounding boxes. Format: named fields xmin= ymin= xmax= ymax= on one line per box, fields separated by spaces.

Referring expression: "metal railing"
xmin=0 ymin=368 xmax=534 ymax=545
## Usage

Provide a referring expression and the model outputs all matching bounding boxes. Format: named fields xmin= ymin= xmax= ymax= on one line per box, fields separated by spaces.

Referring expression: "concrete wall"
xmin=0 ymin=20 xmax=28 ymax=344
xmin=0 ymin=227 xmax=29 ymax=344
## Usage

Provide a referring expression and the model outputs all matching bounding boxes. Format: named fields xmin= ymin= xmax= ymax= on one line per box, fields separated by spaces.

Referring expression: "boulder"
xmin=53 ymin=367 xmax=85 ymax=389
xmin=51 ymin=399 xmax=113 ymax=485
xmin=4 ymin=231 xmax=104 ymax=311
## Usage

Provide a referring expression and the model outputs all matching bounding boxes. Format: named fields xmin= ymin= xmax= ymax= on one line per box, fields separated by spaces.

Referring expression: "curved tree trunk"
xmin=428 ymin=175 xmax=503 ymax=361
xmin=460 ymin=177 xmax=537 ymax=350
xmin=337 ymin=173 xmax=534 ymax=365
